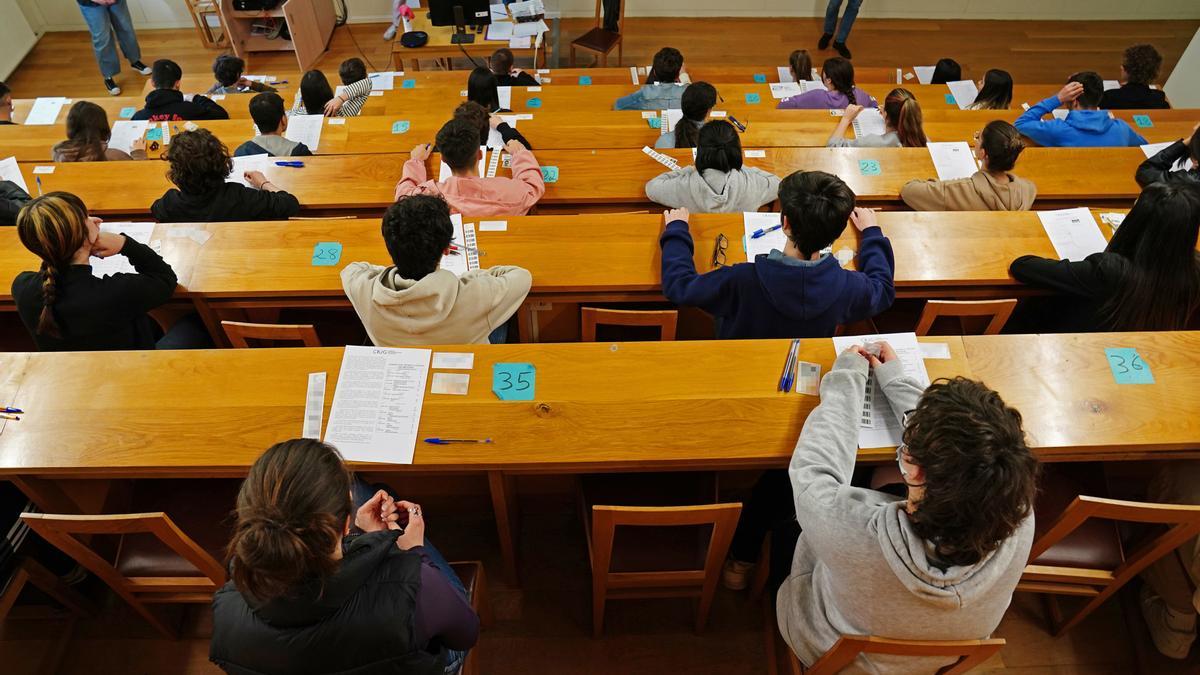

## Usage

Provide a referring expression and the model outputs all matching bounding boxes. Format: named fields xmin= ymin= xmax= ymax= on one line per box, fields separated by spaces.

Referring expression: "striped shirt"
xmin=290 ymin=77 xmax=372 ymax=117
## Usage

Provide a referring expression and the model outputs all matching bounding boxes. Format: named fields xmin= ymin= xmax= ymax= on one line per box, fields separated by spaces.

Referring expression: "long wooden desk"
xmin=391 ymin=7 xmax=545 ymax=72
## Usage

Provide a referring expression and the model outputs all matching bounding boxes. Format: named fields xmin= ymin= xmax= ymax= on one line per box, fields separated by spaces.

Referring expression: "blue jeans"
xmin=155 ymin=313 xmax=214 ymax=350
xmin=823 ymin=0 xmax=863 ymax=43
xmin=488 ymin=322 xmax=509 ymax=344
xmin=78 ymin=0 xmax=142 ymax=78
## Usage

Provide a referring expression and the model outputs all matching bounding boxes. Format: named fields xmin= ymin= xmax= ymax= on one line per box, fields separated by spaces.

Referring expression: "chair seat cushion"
xmin=1030 ymin=464 xmax=1124 ymax=571
xmin=116 ymin=479 xmax=240 ymax=578
xmin=572 ymin=28 xmax=621 ymax=52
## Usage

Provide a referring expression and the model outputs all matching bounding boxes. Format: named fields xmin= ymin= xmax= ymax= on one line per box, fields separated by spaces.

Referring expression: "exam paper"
xmin=852 ymin=107 xmax=888 ymax=138
xmin=487 ymin=21 xmax=514 ymax=41
xmin=227 ymin=154 xmax=272 ymax=187
xmin=439 ymin=214 xmax=480 ymax=277
xmin=368 ymin=72 xmax=399 ymax=90
xmin=512 ymin=19 xmax=549 ymax=38
xmin=1103 ymin=80 xmax=1120 ymax=91
xmin=777 ymin=66 xmax=794 ymax=83
xmin=913 ymin=66 xmax=935 ymax=85
xmin=108 ymin=120 xmax=149 ymax=155
xmin=25 ymin=97 xmax=69 ymax=125
xmin=743 ymin=211 xmax=784 ymax=259
xmin=497 ymin=86 xmax=512 ymax=110
xmin=89 ymin=222 xmax=156 ymax=278
xmin=509 ymin=36 xmax=532 ymax=49
xmin=490 ymin=3 xmax=508 ymax=19
xmin=662 ymin=109 xmax=684 ymax=134
xmin=1141 ymin=142 xmax=1193 ymax=171
xmin=1037 ymin=208 xmax=1108 ymax=262
xmin=830 ymin=332 xmax=930 ymax=448
xmin=285 ymin=114 xmax=324 ymax=152
xmin=926 ymin=142 xmax=978 ymax=181
xmin=324 ymin=346 xmax=432 ymax=464
xmin=945 ymin=80 xmax=979 ymax=109
xmin=799 ymin=80 xmax=827 ymax=93
xmin=770 ymin=82 xmax=803 ymax=99
xmin=0 ymin=156 xmax=29 ymax=193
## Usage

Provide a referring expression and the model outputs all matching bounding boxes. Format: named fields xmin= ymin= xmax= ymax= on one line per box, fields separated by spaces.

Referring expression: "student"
xmin=787 ymin=49 xmax=814 ymax=83
xmin=1135 ymin=122 xmax=1199 ymax=187
xmin=1008 ymin=181 xmax=1200 ymax=332
xmin=131 ymin=59 xmax=229 ymax=122
xmin=655 ymin=81 xmax=717 ymax=149
xmin=968 ymin=69 xmax=1013 ymax=110
xmin=12 ymin=192 xmax=210 ymax=351
xmin=901 ymin=120 xmax=1036 ymax=211
xmin=777 ymin=345 xmax=1037 ymax=672
xmin=0 ymin=82 xmax=13 ymax=125
xmin=0 ymin=181 xmax=31 ymax=226
xmin=777 ymin=57 xmax=878 ymax=110
xmin=646 ymin=120 xmax=780 ymax=213
xmin=328 ymin=58 xmax=373 ymax=116
xmin=52 ymin=100 xmax=146 ymax=162
xmin=235 ymin=92 xmax=314 ymax=157
xmin=929 ymin=58 xmax=962 ymax=85
xmin=658 ymin=171 xmax=894 ymax=339
xmin=1139 ymin=461 xmax=1200 ymax=659
xmin=467 ymin=67 xmax=510 ymax=113
xmin=453 ymin=101 xmax=531 ymax=151
xmin=292 ymin=69 xmax=371 ymax=118
xmin=1100 ymin=43 xmax=1170 ymax=110
xmin=614 ymin=47 xmax=686 ymax=111
xmin=394 ymin=119 xmax=545 ymax=217
xmin=826 ymin=88 xmax=926 ymax=148
xmin=210 ymin=438 xmax=480 ymax=674
xmin=150 ymin=129 xmax=301 ymax=223
xmin=341 ymin=194 xmax=532 ymax=346
xmin=1014 ymin=73 xmax=1147 ymax=147
xmin=206 ymin=54 xmax=275 ymax=96
xmin=490 ymin=48 xmax=539 ymax=86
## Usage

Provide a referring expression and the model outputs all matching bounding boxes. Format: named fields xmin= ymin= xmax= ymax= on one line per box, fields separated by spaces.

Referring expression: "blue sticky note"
xmin=858 ymin=159 xmax=881 ymax=176
xmin=119 ymin=106 xmax=136 ymax=119
xmin=944 ymin=94 xmax=956 ymax=105
xmin=392 ymin=120 xmax=410 ymax=134
xmin=401 ymin=79 xmax=416 ymax=89
xmin=579 ymin=76 xmax=592 ymax=85
xmin=745 ymin=93 xmax=761 ymax=105
xmin=540 ymin=166 xmax=559 ymax=183
xmin=527 ymin=97 xmax=542 ymax=108
xmin=1105 ymin=348 xmax=1154 ymax=384
xmin=312 ymin=241 xmax=342 ymax=266
xmin=647 ymin=117 xmax=661 ymax=129
xmin=753 ymin=73 xmax=766 ymax=83
xmin=145 ymin=127 xmax=163 ymax=141
xmin=1132 ymin=114 xmax=1153 ymax=128
xmin=493 ymin=363 xmax=535 ymax=401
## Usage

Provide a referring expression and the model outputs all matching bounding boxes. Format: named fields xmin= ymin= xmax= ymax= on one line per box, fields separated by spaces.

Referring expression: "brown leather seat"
xmin=1030 ymin=464 xmax=1124 ymax=571
xmin=116 ymin=479 xmax=241 ymax=578
xmin=572 ymin=28 xmax=620 ymax=53
xmin=450 ymin=561 xmax=478 ymax=601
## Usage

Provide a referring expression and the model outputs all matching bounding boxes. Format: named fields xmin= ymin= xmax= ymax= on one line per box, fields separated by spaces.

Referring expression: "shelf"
xmin=230 ymin=9 xmax=286 ymax=19
xmin=241 ymin=34 xmax=295 ymax=52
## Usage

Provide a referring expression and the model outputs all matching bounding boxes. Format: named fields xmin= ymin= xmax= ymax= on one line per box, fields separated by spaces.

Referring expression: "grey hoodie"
xmin=778 ymin=351 xmax=1034 ymax=674
xmin=644 ymin=166 xmax=781 ymax=214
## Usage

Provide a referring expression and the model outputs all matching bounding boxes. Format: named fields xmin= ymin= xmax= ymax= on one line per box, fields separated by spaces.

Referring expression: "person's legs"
xmin=488 ymin=322 xmax=509 ymax=344
xmin=155 ymin=313 xmax=214 ymax=350
xmin=767 ymin=519 xmax=801 ymax=592
xmin=834 ymin=0 xmax=863 ymax=44
xmin=822 ymin=0 xmax=844 ymax=37
xmin=79 ymin=4 xmax=119 ymax=78
xmin=105 ymin=1 xmax=143 ymax=65
xmin=728 ymin=469 xmax=795 ymax=564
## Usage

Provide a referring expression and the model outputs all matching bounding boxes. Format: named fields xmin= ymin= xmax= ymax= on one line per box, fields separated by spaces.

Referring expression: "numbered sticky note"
xmin=647 ymin=117 xmax=661 ymax=129
xmin=745 ymin=93 xmax=761 ymax=105
xmin=1132 ymin=115 xmax=1153 ymax=128
xmin=1105 ymin=348 xmax=1154 ymax=384
xmin=311 ymin=241 xmax=342 ymax=266
xmin=753 ymin=73 xmax=767 ymax=83
xmin=540 ymin=166 xmax=559 ymax=183
xmin=944 ymin=94 xmax=956 ymax=105
xmin=858 ymin=159 xmax=881 ymax=176
xmin=392 ymin=120 xmax=410 ymax=134
xmin=401 ymin=79 xmax=416 ymax=89
xmin=527 ymin=97 xmax=542 ymax=108
xmin=119 ymin=106 xmax=136 ymax=118
xmin=493 ymin=362 xmax=535 ymax=400
xmin=146 ymin=127 xmax=163 ymax=141
xmin=579 ymin=76 xmax=592 ymax=85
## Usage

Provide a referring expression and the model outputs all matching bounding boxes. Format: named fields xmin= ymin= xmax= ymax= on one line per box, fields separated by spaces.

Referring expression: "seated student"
xmin=13 ymin=192 xmax=210 ymax=351
xmin=1136 ymin=123 xmax=1199 ymax=187
xmin=1015 ymin=73 xmax=1147 ymax=147
xmin=327 ymin=58 xmax=373 ymax=116
xmin=1100 ymin=43 xmax=1170 ymax=110
xmin=901 ymin=120 xmax=1036 ymax=211
xmin=150 ymin=129 xmax=300 ymax=223
xmin=490 ymin=48 xmax=539 ymax=87
xmin=930 ymin=58 xmax=962 ymax=85
xmin=614 ymin=47 xmax=687 ymax=111
xmin=341 ymin=195 xmax=532 ymax=346
xmin=826 ymin=89 xmax=926 ymax=148
xmin=1008 ymin=181 xmax=1200 ymax=332
xmin=0 ymin=181 xmax=31 ymax=226
xmin=131 ymin=59 xmax=228 ymax=122
xmin=658 ymin=171 xmax=894 ymax=339
xmin=453 ymin=101 xmax=531 ymax=151
xmin=656 ymin=81 xmax=717 ymax=149
xmin=646 ymin=120 xmax=780 ymax=213
xmin=777 ymin=57 xmax=878 ymax=110
xmin=1139 ymin=461 xmax=1200 ymax=659
xmin=291 ymin=69 xmax=370 ymax=118
xmin=0 ymin=81 xmax=13 ymax=125
xmin=787 ymin=49 xmax=814 ymax=83
xmin=776 ymin=345 xmax=1037 ymax=672
xmin=467 ymin=67 xmax=511 ymax=114
xmin=210 ymin=438 xmax=480 ymax=674
xmin=968 ymin=69 xmax=1013 ymax=110
xmin=206 ymin=54 xmax=276 ymax=96
xmin=235 ymin=93 xmax=314 ymax=157
xmin=394 ymin=119 xmax=545 ymax=217
xmin=53 ymin=101 xmax=146 ymax=162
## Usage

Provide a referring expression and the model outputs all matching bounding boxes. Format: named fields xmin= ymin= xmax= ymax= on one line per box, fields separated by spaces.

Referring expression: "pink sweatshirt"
xmin=393 ymin=146 xmax=547 ymax=217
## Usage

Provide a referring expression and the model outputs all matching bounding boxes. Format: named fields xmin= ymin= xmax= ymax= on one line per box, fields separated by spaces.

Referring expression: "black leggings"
xmin=729 ymin=470 xmax=801 ymax=592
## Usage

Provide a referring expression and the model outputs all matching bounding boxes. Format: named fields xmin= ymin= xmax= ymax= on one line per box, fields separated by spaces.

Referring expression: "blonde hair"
xmin=16 ymin=192 xmax=91 ymax=338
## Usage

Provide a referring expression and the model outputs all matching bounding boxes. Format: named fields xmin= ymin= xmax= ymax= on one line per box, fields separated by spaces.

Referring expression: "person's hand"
xmin=488 ymin=113 xmax=504 ymax=130
xmin=410 ymin=143 xmax=433 ymax=162
xmin=354 ymin=489 xmax=400 ymax=533
xmin=1187 ymin=121 xmax=1200 ymax=146
xmin=236 ymin=76 xmax=252 ymax=89
xmin=664 ymin=207 xmax=689 ymax=225
xmin=394 ymin=501 xmax=425 ymax=550
xmin=90 ymin=231 xmax=126 ymax=258
xmin=244 ymin=170 xmax=269 ymax=189
xmin=849 ymin=207 xmax=877 ymax=232
xmin=504 ymin=139 xmax=524 ymax=156
xmin=130 ymin=137 xmax=146 ymax=153
xmin=1055 ymin=82 xmax=1084 ymax=106
xmin=844 ymin=103 xmax=864 ymax=120
xmin=857 ymin=340 xmax=899 ymax=368
xmin=323 ymin=95 xmax=346 ymax=117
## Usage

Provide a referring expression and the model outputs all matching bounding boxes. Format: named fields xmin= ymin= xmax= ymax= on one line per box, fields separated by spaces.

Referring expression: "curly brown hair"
xmin=1122 ymin=43 xmax=1163 ymax=85
xmin=165 ymin=128 xmax=231 ymax=195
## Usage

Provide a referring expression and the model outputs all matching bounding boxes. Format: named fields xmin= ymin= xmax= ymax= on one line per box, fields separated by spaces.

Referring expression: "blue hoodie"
xmin=1015 ymin=95 xmax=1147 ymax=147
xmin=659 ymin=220 xmax=895 ymax=339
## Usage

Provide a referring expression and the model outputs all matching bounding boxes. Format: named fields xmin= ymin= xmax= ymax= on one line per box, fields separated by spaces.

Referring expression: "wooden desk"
xmin=391 ymin=8 xmax=544 ymax=72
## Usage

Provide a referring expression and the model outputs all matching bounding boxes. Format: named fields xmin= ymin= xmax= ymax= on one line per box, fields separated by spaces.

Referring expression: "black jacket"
xmin=496 ymin=71 xmax=539 ymax=87
xmin=1135 ymin=140 xmax=1199 ymax=188
xmin=494 ymin=121 xmax=532 ymax=150
xmin=0 ymin=180 xmax=31 ymax=226
xmin=11 ymin=236 xmax=176 ymax=351
xmin=151 ymin=182 xmax=300 ymax=223
xmin=132 ymin=89 xmax=229 ymax=122
xmin=1008 ymin=252 xmax=1127 ymax=333
xmin=1099 ymin=83 xmax=1169 ymax=110
xmin=210 ymin=530 xmax=446 ymax=675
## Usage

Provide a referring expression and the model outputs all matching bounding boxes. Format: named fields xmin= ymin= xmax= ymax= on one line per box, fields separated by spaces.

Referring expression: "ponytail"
xmin=675 ymin=81 xmax=718 ymax=149
xmin=884 ymin=88 xmax=927 ymax=148
xmin=674 ymin=118 xmax=702 ymax=149
xmin=15 ymin=192 xmax=91 ymax=339
xmin=822 ymin=57 xmax=857 ymax=106
xmin=788 ymin=49 xmax=813 ymax=82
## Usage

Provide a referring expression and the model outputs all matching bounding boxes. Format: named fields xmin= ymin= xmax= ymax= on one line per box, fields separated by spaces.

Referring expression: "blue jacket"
xmin=659 ymin=220 xmax=895 ymax=339
xmin=614 ymin=83 xmax=685 ymax=111
xmin=1015 ymin=96 xmax=1147 ymax=147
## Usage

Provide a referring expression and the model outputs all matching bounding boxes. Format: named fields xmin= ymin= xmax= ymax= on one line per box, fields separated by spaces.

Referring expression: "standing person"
xmin=1100 ymin=44 xmax=1170 ymax=110
xmin=818 ymin=0 xmax=862 ymax=59
xmin=75 ymin=0 xmax=153 ymax=96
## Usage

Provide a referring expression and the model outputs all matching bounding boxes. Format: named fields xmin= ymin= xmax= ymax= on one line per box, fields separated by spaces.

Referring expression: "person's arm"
xmin=292 ymin=143 xmax=314 ymax=157
xmin=1135 ymin=139 xmax=1191 ymax=187
xmin=466 ymin=265 xmax=533 ymax=328
xmin=248 ymin=80 xmax=276 ymax=93
xmin=899 ymin=178 xmax=948 ymax=211
xmin=841 ymin=210 xmax=896 ymax=321
xmin=825 ymin=104 xmax=859 ymax=146
xmin=504 ymin=141 xmax=546 ymax=213
xmin=495 ymin=121 xmax=532 ymax=150
xmin=241 ymin=174 xmax=301 ymax=219
xmin=0 ymin=180 xmax=32 ymax=226
xmin=192 ymin=94 xmax=230 ymax=120
xmin=412 ymin=554 xmax=481 ymax=650
xmin=396 ymin=144 xmax=433 ymax=199
xmin=658 ymin=210 xmax=739 ymax=316
xmin=513 ymin=71 xmax=539 ymax=86
xmin=873 ymin=357 xmax=926 ymax=428
xmin=1013 ymin=95 xmax=1063 ymax=147
xmin=776 ymin=90 xmax=821 ymax=110
xmin=327 ymin=78 xmax=373 ymax=117
xmin=95 ymin=234 xmax=178 ymax=313
xmin=1009 ymin=254 xmax=1104 ymax=297
xmin=613 ymin=88 xmax=646 ymax=111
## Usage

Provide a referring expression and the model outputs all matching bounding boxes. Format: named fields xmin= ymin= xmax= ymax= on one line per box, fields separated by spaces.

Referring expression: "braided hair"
xmin=15 ymin=192 xmax=92 ymax=338
xmin=822 ymin=57 xmax=857 ymax=106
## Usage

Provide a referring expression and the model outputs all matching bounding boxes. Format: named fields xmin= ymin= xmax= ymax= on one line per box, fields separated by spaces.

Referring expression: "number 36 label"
xmin=1104 ymin=348 xmax=1154 ymax=385
xmin=493 ymin=363 xmax=536 ymax=400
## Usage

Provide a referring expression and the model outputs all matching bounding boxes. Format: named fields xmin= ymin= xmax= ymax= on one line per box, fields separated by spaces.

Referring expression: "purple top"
xmin=412 ymin=548 xmax=480 ymax=650
xmin=777 ymin=86 xmax=878 ymax=110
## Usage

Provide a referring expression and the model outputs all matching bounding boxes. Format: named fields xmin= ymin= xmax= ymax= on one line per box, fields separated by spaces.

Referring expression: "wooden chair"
xmin=914 ymin=299 xmax=1017 ymax=336
xmin=570 ymin=0 xmax=625 ymax=67
xmin=222 ymin=321 xmax=322 ymax=348
xmin=184 ymin=0 xmax=228 ymax=48
xmin=580 ymin=308 xmax=677 ymax=342
xmin=0 ymin=555 xmax=95 ymax=675
xmin=449 ymin=561 xmax=491 ymax=675
xmin=1019 ymin=464 xmax=1200 ymax=636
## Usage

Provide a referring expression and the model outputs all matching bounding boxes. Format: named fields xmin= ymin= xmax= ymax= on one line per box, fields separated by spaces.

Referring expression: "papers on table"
xmin=89 ymin=222 xmax=156 ymax=278
xmin=509 ymin=36 xmax=532 ymax=49
xmin=801 ymin=80 xmax=826 ymax=93
xmin=743 ymin=212 xmax=785 ymax=259
xmin=512 ymin=19 xmax=549 ymax=38
xmin=440 ymin=146 xmax=488 ymax=181
xmin=830 ymin=332 xmax=930 ymax=448
xmin=285 ymin=114 xmax=324 ymax=152
xmin=486 ymin=21 xmax=514 ymax=40
xmin=642 ymin=146 xmax=680 ymax=171
xmin=777 ymin=66 xmax=794 ymax=83
xmin=1103 ymin=80 xmax=1120 ymax=91
xmin=0 ymin=156 xmax=29 ymax=193
xmin=25 ymin=97 xmax=70 ymax=125
xmin=913 ymin=66 xmax=936 ymax=85
xmin=433 ymin=352 xmax=475 ymax=369
xmin=926 ymin=141 xmax=979 ymax=181
xmin=323 ymin=346 xmax=432 ymax=464
xmin=1099 ymin=212 xmax=1126 ymax=232
xmin=108 ymin=120 xmax=149 ymax=155
xmin=243 ymin=75 xmax=273 ymax=83
xmin=486 ymin=127 xmax=505 ymax=149
xmin=302 ymin=372 xmax=327 ymax=439
xmin=227 ymin=154 xmax=272 ymax=187
xmin=770 ymin=82 xmax=803 ymax=99
xmin=852 ymin=107 xmax=888 ymax=138
xmin=661 ymin=109 xmax=684 ymax=134
xmin=1037 ymin=208 xmax=1108 ymax=262
xmin=495 ymin=86 xmax=513 ymax=110
xmin=490 ymin=3 xmax=509 ymax=19
xmin=1141 ymin=142 xmax=1194 ymax=171
xmin=368 ymin=72 xmax=402 ymax=90
xmin=945 ymin=80 xmax=978 ymax=109
xmin=439 ymin=213 xmax=480 ymax=277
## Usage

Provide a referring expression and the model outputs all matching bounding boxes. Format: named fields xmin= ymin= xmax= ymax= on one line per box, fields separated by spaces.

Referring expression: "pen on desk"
xmin=0 ymin=413 xmax=19 ymax=421
xmin=424 ymin=438 xmax=493 ymax=445
xmin=782 ymin=339 xmax=800 ymax=393
xmin=750 ymin=223 xmax=783 ymax=239
xmin=35 ymin=176 xmax=43 ymax=196
xmin=275 ymin=161 xmax=305 ymax=167
xmin=449 ymin=242 xmax=480 ymax=254
xmin=269 ymin=80 xmax=288 ymax=85
xmin=1 ymin=407 xmax=22 ymax=414
xmin=777 ymin=340 xmax=796 ymax=392
xmin=728 ymin=115 xmax=746 ymax=132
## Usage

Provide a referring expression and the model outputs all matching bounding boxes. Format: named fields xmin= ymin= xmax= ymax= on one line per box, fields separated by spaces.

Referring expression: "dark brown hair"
xmin=1122 ymin=43 xmax=1163 ymax=85
xmin=338 ymin=57 xmax=367 ymax=85
xmin=675 ymin=82 xmax=717 ymax=149
xmin=165 ymin=128 xmax=232 ymax=195
xmin=489 ymin=47 xmax=516 ymax=76
xmin=902 ymin=378 xmax=1039 ymax=567
xmin=789 ymin=50 xmax=813 ymax=82
xmin=979 ymin=120 xmax=1025 ymax=173
xmin=15 ymin=192 xmax=91 ymax=338
xmin=227 ymin=439 xmax=353 ymax=602
xmin=882 ymin=88 xmax=926 ymax=148
xmin=58 ymin=101 xmax=113 ymax=162
xmin=822 ymin=57 xmax=856 ymax=106
xmin=300 ymin=70 xmax=335 ymax=115
xmin=453 ymin=100 xmax=491 ymax=146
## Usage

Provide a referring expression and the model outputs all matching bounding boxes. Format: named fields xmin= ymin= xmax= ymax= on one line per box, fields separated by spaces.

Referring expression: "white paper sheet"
xmin=490 ymin=3 xmax=509 ymax=19
xmin=89 ymin=222 xmax=156 ymax=278
xmin=800 ymin=80 xmax=827 ymax=93
xmin=662 ymin=109 xmax=684 ymax=134
xmin=432 ymin=352 xmax=475 ymax=369
xmin=641 ymin=146 xmax=680 ymax=171
xmin=776 ymin=66 xmax=794 ymax=83
xmin=919 ymin=342 xmax=951 ymax=360
xmin=926 ymin=142 xmax=978 ymax=181
xmin=244 ymin=75 xmax=274 ymax=83
xmin=108 ymin=120 xmax=149 ymax=155
xmin=285 ymin=114 xmax=324 ymax=152
xmin=439 ymin=214 xmax=479 ymax=277
xmin=830 ymin=332 xmax=930 ymax=448
xmin=512 ymin=19 xmax=549 ymax=38
xmin=913 ymin=66 xmax=936 ymax=85
xmin=744 ymin=211 xmax=785 ymax=259
xmin=852 ymin=107 xmax=888 ymax=138
xmin=770 ymin=82 xmax=803 ymax=99
xmin=440 ymin=146 xmax=487 ymax=181
xmin=496 ymin=86 xmax=512 ymax=110
xmin=226 ymin=154 xmax=272 ymax=187
xmin=0 ymin=156 xmax=28 ymax=193
xmin=509 ymin=36 xmax=532 ymax=49
xmin=486 ymin=21 xmax=514 ymax=40
xmin=479 ymin=220 xmax=508 ymax=231
xmin=323 ymin=346 xmax=431 ymax=464
xmin=431 ymin=372 xmax=470 ymax=395
xmin=946 ymin=80 xmax=979 ymax=110
xmin=1037 ymin=208 xmax=1108 ymax=262
xmin=368 ymin=72 xmax=398 ymax=90
xmin=1052 ymin=109 xmax=1069 ymax=120
xmin=1103 ymin=80 xmax=1120 ymax=91
xmin=1141 ymin=142 xmax=1193 ymax=171
xmin=24 ymin=97 xmax=69 ymax=125
xmin=303 ymin=372 xmax=327 ymax=439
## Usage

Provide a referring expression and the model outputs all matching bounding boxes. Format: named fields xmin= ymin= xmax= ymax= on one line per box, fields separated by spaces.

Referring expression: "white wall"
xmin=0 ymin=2 xmax=38 ymax=80
xmin=1165 ymin=27 xmax=1200 ymax=108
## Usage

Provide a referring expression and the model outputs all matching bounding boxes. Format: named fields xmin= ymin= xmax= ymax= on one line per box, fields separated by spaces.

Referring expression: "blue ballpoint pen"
xmin=424 ymin=438 xmax=493 ymax=445
xmin=275 ymin=161 xmax=304 ymax=167
xmin=2 ymin=407 xmax=22 ymax=414
xmin=750 ymin=223 xmax=782 ymax=239
xmin=35 ymin=176 xmax=43 ymax=196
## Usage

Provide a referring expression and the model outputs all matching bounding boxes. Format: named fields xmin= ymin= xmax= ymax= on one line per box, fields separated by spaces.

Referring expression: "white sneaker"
xmin=1141 ymin=585 xmax=1197 ymax=659
xmin=383 ymin=24 xmax=398 ymax=40
xmin=104 ymin=78 xmax=121 ymax=96
xmin=722 ymin=559 xmax=755 ymax=591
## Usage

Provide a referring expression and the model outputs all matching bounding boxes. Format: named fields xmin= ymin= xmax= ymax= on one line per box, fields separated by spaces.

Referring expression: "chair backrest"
xmin=804 ymin=635 xmax=1006 ymax=675
xmin=591 ymin=503 xmax=741 ymax=578
xmin=914 ymin=300 xmax=1017 ymax=336
xmin=580 ymin=308 xmax=677 ymax=342
xmin=222 ymin=321 xmax=322 ymax=348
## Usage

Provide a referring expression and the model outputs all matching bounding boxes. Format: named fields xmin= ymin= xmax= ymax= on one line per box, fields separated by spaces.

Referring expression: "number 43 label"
xmin=1104 ymin=348 xmax=1154 ymax=385
xmin=493 ymin=363 xmax=536 ymax=400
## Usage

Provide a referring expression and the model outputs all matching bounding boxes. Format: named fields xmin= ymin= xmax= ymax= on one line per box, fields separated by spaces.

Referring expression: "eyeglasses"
xmin=712 ymin=233 xmax=729 ymax=268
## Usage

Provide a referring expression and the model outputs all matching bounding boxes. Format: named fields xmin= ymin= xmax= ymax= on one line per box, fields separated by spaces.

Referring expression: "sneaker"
xmin=131 ymin=60 xmax=151 ymax=75
xmin=1141 ymin=585 xmax=1197 ymax=659
xmin=104 ymin=78 xmax=121 ymax=96
xmin=833 ymin=41 xmax=852 ymax=59
xmin=722 ymin=559 xmax=755 ymax=591
xmin=818 ymin=33 xmax=833 ymax=50
xmin=383 ymin=24 xmax=398 ymax=41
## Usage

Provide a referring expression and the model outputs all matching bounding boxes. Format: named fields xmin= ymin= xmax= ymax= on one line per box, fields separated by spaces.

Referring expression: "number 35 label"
xmin=493 ymin=363 xmax=536 ymax=400
xmin=1104 ymin=348 xmax=1154 ymax=385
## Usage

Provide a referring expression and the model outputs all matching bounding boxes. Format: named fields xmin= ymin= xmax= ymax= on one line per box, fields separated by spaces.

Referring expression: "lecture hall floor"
xmin=3 ymin=15 xmax=1200 ymax=675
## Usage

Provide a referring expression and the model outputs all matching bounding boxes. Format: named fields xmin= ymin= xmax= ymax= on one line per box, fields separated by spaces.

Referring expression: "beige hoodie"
xmin=341 ymin=263 xmax=532 ymax=346
xmin=900 ymin=170 xmax=1037 ymax=212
